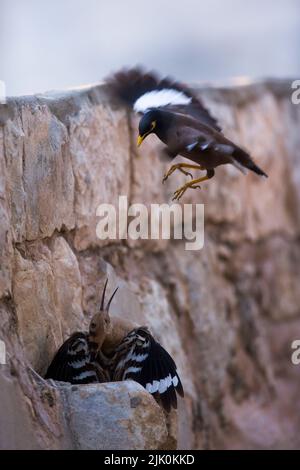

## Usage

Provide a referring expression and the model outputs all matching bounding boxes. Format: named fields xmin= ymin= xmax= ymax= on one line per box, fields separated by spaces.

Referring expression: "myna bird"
xmin=107 ymin=68 xmax=268 ymax=200
xmin=45 ymin=280 xmax=184 ymax=412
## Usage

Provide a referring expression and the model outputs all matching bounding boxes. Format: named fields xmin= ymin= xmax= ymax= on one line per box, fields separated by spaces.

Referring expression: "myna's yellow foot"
xmin=172 ymin=170 xmax=215 ymax=201
xmin=162 ymin=163 xmax=203 ymax=184
xmin=163 ymin=164 xmax=192 ymax=183
xmin=172 ymin=181 xmax=201 ymax=201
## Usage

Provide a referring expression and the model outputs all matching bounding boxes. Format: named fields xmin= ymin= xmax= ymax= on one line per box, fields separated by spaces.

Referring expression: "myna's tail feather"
xmin=233 ymin=147 xmax=268 ymax=177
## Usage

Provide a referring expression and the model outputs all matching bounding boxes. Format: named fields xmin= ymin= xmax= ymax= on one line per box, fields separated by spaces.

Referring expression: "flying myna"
xmin=107 ymin=68 xmax=268 ymax=200
xmin=45 ymin=279 xmax=183 ymax=412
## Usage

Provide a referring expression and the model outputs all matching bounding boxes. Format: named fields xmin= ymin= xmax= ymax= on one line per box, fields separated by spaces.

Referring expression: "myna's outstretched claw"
xmin=172 ymin=169 xmax=215 ymax=201
xmin=162 ymin=163 xmax=203 ymax=183
xmin=108 ymin=67 xmax=268 ymax=200
xmin=172 ymin=181 xmax=201 ymax=201
xmin=163 ymin=166 xmax=192 ymax=183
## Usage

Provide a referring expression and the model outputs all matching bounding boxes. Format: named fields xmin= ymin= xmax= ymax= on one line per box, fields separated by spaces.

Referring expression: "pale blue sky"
xmin=0 ymin=0 xmax=299 ymax=96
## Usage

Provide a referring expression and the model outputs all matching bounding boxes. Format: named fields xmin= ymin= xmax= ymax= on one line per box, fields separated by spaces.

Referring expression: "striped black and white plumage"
xmin=45 ymin=332 xmax=107 ymax=384
xmin=107 ymin=67 xmax=267 ymax=201
xmin=111 ymin=327 xmax=184 ymax=412
xmin=45 ymin=280 xmax=184 ymax=412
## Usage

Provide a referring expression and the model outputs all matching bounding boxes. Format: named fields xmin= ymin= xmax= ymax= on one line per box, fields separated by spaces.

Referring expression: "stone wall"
xmin=0 ymin=80 xmax=300 ymax=449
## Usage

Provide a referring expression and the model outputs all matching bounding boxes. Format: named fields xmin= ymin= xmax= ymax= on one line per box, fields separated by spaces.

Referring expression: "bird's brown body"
xmin=156 ymin=111 xmax=238 ymax=169
xmin=102 ymin=315 xmax=138 ymax=355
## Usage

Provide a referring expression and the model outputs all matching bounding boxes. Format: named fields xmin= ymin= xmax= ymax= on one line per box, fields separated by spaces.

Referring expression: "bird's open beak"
xmin=137 ymin=134 xmax=144 ymax=147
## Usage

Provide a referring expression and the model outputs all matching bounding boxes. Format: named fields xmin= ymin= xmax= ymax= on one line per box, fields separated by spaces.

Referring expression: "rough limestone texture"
xmin=0 ymin=80 xmax=300 ymax=449
xmin=61 ymin=381 xmax=168 ymax=450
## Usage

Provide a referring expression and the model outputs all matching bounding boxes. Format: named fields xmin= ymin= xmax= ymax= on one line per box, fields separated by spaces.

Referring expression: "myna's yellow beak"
xmin=137 ymin=134 xmax=144 ymax=147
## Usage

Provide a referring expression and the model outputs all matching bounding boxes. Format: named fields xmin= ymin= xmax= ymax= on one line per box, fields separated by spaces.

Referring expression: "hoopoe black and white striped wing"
xmin=107 ymin=67 xmax=221 ymax=131
xmin=112 ymin=327 xmax=184 ymax=412
xmin=45 ymin=332 xmax=100 ymax=384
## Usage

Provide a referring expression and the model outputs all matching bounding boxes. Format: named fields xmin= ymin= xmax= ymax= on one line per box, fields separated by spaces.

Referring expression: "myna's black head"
xmin=137 ymin=109 xmax=160 ymax=147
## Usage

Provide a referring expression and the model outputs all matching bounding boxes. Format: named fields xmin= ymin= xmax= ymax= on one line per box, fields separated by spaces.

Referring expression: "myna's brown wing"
xmin=106 ymin=67 xmax=221 ymax=131
xmin=174 ymin=122 xmax=267 ymax=177
xmin=165 ymin=102 xmax=221 ymax=131
xmin=45 ymin=332 xmax=99 ymax=384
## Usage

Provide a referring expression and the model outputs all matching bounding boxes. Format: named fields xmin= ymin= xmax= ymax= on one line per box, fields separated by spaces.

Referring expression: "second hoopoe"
xmin=45 ymin=279 xmax=184 ymax=412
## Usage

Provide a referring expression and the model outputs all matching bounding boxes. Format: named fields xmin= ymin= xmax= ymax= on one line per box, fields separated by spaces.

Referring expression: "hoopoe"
xmin=45 ymin=282 xmax=118 ymax=384
xmin=45 ymin=280 xmax=184 ymax=412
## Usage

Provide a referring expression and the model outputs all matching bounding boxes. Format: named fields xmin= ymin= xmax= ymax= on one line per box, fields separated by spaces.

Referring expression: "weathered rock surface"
xmin=61 ymin=381 xmax=169 ymax=450
xmin=0 ymin=79 xmax=300 ymax=449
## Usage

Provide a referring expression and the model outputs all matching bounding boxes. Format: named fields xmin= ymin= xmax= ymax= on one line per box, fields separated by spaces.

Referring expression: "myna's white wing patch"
xmin=134 ymin=89 xmax=191 ymax=113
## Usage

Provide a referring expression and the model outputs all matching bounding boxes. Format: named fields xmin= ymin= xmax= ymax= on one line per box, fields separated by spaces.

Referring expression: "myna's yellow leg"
xmin=172 ymin=169 xmax=215 ymax=201
xmin=162 ymin=163 xmax=203 ymax=183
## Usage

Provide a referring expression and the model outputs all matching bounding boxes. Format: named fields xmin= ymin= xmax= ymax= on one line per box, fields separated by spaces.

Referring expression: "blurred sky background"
xmin=0 ymin=0 xmax=299 ymax=96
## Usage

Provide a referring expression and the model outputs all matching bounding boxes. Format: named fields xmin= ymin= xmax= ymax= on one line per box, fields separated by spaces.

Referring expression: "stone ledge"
xmin=59 ymin=380 xmax=170 ymax=450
